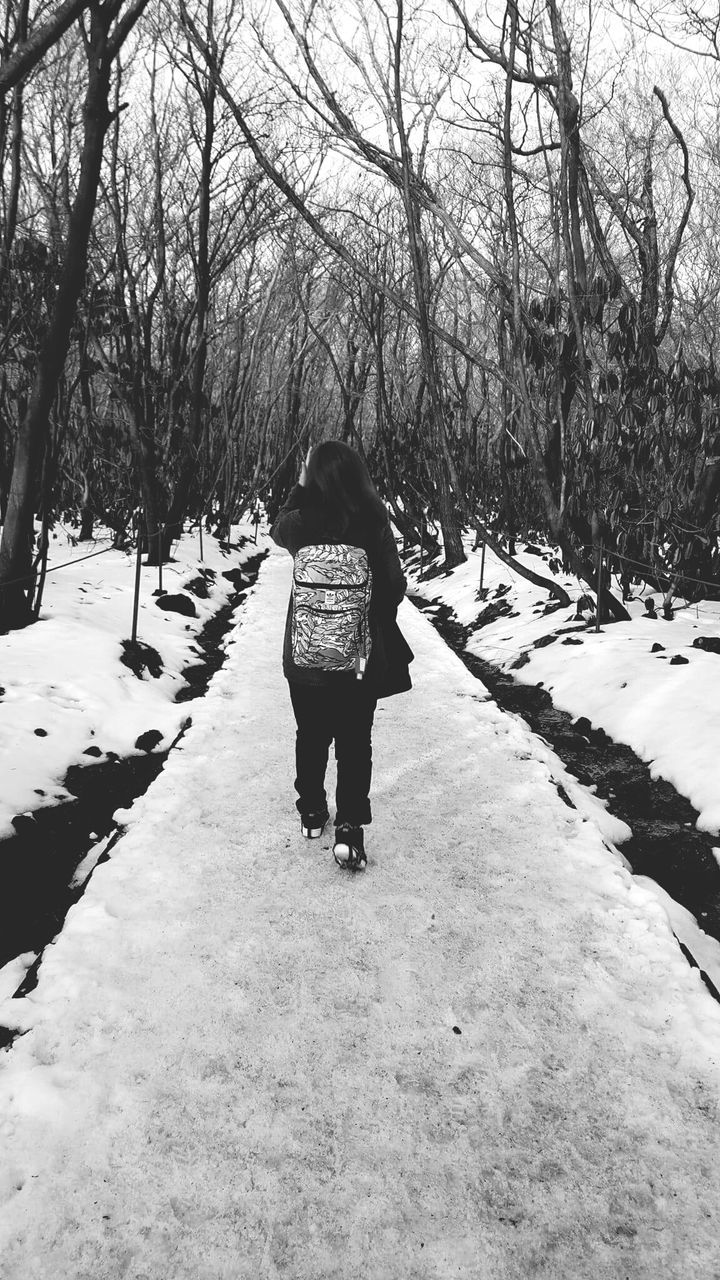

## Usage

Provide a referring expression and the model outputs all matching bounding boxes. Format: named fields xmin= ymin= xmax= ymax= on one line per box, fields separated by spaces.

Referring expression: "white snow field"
xmin=1 ymin=548 xmax=720 ymax=1280
xmin=0 ymin=526 xmax=259 ymax=843
xmin=409 ymin=534 xmax=720 ymax=837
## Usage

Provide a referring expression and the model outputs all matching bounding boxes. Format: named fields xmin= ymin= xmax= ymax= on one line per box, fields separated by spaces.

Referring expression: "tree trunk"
xmin=163 ymin=7 xmax=216 ymax=558
xmin=392 ymin=0 xmax=465 ymax=571
xmin=474 ymin=516 xmax=571 ymax=606
xmin=371 ymin=296 xmax=422 ymax=544
xmin=0 ymin=0 xmax=27 ymax=291
xmin=0 ymin=0 xmax=92 ymax=97
xmin=0 ymin=7 xmax=114 ymax=629
xmin=124 ymin=405 xmax=162 ymax=559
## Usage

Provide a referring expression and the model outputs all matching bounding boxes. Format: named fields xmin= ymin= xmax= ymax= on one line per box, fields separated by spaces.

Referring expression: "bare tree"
xmin=0 ymin=0 xmax=151 ymax=630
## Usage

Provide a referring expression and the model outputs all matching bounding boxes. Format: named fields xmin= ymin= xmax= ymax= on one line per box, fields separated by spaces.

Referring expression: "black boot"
xmin=300 ymin=807 xmax=329 ymax=839
xmin=333 ymin=824 xmax=366 ymax=870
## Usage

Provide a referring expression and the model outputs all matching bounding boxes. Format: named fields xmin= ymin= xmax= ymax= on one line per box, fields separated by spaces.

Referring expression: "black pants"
xmin=289 ymin=681 xmax=378 ymax=826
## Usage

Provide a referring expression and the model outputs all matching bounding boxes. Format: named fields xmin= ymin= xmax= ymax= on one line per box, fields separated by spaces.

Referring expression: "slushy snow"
xmin=1 ymin=549 xmax=719 ymax=1279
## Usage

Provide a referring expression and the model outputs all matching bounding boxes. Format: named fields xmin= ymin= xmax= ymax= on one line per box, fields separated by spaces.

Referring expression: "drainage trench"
xmin=410 ymin=595 xmax=720 ymax=987
xmin=0 ymin=547 xmax=266 ymax=1047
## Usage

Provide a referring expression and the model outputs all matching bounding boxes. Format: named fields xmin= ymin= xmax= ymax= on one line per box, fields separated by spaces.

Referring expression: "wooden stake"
xmin=157 ymin=528 xmax=163 ymax=595
xmin=131 ymin=520 xmax=142 ymax=644
xmin=32 ymin=519 xmax=50 ymax=620
xmin=595 ymin=541 xmax=603 ymax=633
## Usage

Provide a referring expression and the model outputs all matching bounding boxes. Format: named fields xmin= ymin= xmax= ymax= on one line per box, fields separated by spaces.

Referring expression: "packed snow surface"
xmin=1 ymin=549 xmax=720 ymax=1279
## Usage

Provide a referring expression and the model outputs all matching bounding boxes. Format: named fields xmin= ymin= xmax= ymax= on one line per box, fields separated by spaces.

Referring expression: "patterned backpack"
xmin=291 ymin=543 xmax=373 ymax=676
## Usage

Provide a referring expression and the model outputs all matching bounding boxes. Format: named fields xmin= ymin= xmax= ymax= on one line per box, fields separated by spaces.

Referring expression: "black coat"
xmin=270 ymin=484 xmax=414 ymax=698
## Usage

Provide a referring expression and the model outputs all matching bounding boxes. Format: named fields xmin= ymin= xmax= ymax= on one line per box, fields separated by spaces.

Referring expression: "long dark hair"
xmin=305 ymin=440 xmax=387 ymax=537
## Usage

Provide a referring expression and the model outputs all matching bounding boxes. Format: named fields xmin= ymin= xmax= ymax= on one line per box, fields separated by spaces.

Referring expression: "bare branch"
xmin=653 ymin=84 xmax=694 ymax=342
xmin=445 ymin=0 xmax=558 ymax=87
xmin=107 ymin=0 xmax=153 ymax=61
xmin=0 ymin=0 xmax=92 ymax=96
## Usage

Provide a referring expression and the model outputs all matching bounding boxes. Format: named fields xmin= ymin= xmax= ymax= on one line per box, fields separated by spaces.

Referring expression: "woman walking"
xmin=270 ymin=440 xmax=412 ymax=871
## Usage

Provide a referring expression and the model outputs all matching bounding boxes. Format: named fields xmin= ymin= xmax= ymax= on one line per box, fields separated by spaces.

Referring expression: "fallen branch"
xmin=473 ymin=516 xmax=571 ymax=607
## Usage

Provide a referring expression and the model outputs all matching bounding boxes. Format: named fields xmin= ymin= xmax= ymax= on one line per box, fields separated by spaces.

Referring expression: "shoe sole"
xmin=302 ymin=826 xmax=325 ymax=839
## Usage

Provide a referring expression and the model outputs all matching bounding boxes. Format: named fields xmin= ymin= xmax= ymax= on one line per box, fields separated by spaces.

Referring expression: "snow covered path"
xmin=1 ymin=547 xmax=720 ymax=1280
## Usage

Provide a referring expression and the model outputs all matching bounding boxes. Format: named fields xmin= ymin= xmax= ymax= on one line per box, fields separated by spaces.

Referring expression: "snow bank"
xmin=0 ymin=525 xmax=263 ymax=841
xmin=410 ymin=534 xmax=720 ymax=836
